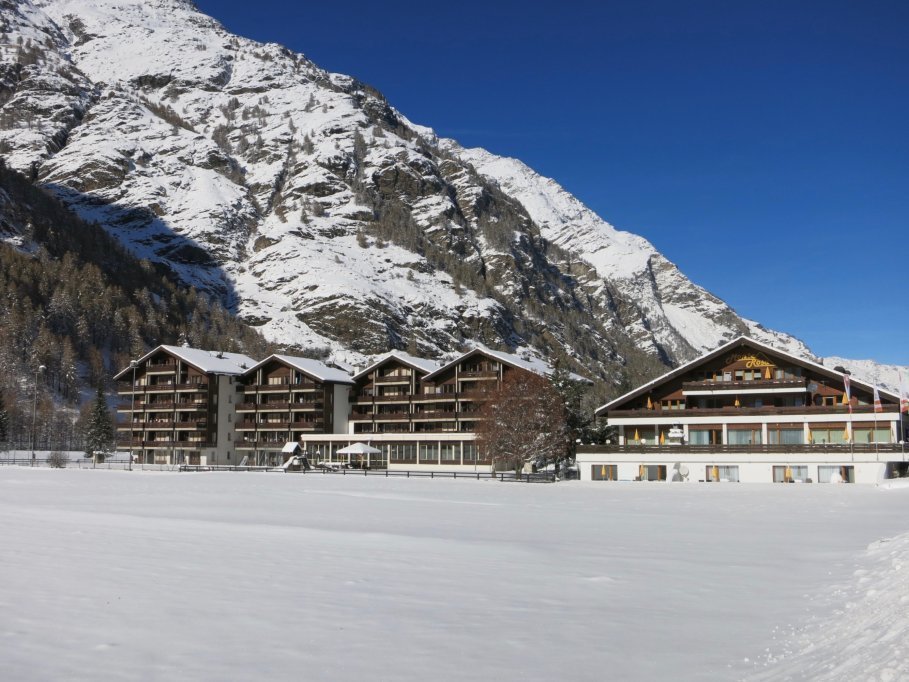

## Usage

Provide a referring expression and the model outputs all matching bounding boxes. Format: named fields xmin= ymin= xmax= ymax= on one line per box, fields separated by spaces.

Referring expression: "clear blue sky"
xmin=195 ymin=0 xmax=909 ymax=365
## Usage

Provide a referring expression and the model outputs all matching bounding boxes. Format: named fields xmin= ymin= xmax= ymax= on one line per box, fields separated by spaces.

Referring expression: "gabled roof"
xmin=245 ymin=354 xmax=354 ymax=385
xmin=352 ymin=351 xmax=441 ymax=382
xmin=595 ymin=336 xmax=900 ymax=416
xmin=114 ymin=345 xmax=256 ymax=379
xmin=423 ymin=344 xmax=590 ymax=383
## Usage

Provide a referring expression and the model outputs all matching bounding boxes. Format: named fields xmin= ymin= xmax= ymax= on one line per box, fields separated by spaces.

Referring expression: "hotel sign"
xmin=724 ymin=352 xmax=775 ymax=369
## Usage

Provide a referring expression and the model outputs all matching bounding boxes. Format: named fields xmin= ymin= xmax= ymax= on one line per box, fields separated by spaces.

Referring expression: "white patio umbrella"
xmin=336 ymin=443 xmax=382 ymax=455
xmin=336 ymin=442 xmax=382 ymax=468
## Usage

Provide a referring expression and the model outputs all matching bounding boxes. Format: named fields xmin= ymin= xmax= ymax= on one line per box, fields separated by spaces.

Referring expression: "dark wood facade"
xmin=349 ymin=350 xmax=528 ymax=435
xmin=235 ymin=356 xmax=351 ymax=466
xmin=116 ymin=348 xmax=227 ymax=464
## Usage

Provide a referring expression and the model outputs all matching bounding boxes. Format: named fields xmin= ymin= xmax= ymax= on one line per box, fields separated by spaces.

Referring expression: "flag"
xmin=873 ymin=385 xmax=883 ymax=413
xmin=900 ymin=370 xmax=909 ymax=414
xmin=843 ymin=375 xmax=852 ymax=414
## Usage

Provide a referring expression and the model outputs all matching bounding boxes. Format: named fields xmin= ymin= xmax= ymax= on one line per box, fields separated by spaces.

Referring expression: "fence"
xmin=0 ymin=457 xmax=557 ymax=481
xmin=178 ymin=465 xmax=558 ymax=482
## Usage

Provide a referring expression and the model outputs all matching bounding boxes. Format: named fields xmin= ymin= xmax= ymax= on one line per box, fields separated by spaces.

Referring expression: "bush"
xmin=47 ymin=451 xmax=69 ymax=468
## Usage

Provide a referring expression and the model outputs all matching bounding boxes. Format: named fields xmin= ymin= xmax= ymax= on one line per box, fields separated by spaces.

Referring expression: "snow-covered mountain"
xmin=0 ymin=0 xmax=898 ymax=387
xmin=823 ymin=357 xmax=906 ymax=394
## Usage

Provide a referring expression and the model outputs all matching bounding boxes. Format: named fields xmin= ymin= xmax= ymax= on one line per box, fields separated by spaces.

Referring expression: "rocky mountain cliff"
xmin=2 ymin=0 xmax=891 ymax=390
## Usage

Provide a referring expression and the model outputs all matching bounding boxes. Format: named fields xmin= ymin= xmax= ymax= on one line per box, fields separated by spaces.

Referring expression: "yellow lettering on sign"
xmin=724 ymin=353 xmax=775 ymax=369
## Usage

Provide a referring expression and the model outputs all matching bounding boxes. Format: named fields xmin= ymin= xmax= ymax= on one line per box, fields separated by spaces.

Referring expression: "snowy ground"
xmin=1 ymin=469 xmax=906 ymax=681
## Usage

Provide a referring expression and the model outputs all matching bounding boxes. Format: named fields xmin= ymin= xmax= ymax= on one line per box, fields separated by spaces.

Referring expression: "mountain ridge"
xmin=1 ymin=0 xmax=902 ymax=392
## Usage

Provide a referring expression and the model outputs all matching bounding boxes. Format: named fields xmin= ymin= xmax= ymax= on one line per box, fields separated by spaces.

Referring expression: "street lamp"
xmin=30 ymin=365 xmax=46 ymax=466
xmin=129 ymin=359 xmax=139 ymax=471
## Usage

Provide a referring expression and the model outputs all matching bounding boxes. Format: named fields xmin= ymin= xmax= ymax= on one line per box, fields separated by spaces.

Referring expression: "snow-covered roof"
xmin=424 ymin=345 xmax=590 ymax=383
xmin=353 ymin=352 xmax=441 ymax=382
xmin=246 ymin=354 xmax=354 ymax=385
xmin=114 ymin=345 xmax=256 ymax=379
xmin=596 ymin=336 xmax=900 ymax=415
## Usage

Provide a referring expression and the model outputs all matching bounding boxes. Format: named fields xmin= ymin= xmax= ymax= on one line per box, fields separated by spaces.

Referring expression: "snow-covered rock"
xmin=0 ymin=0 xmax=892 ymax=383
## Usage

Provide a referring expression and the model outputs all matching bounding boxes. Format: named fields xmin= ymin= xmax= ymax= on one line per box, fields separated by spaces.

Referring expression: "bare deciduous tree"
xmin=475 ymin=370 xmax=569 ymax=474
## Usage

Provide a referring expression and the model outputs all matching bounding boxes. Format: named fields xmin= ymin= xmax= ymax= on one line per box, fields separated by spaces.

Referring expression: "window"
xmin=639 ymin=464 xmax=666 ymax=481
xmin=386 ymin=443 xmax=415 ymax=463
xmin=462 ymin=443 xmax=476 ymax=464
xmin=818 ymin=465 xmax=854 ymax=483
xmin=440 ymin=443 xmax=458 ymax=462
xmin=809 ymin=427 xmax=847 ymax=444
xmin=705 ymin=465 xmax=740 ymax=482
xmin=768 ymin=427 xmax=804 ymax=445
xmin=661 ymin=399 xmax=685 ymax=410
xmin=853 ymin=428 xmax=891 ymax=444
xmin=592 ymin=464 xmax=618 ymax=481
xmin=727 ymin=428 xmax=761 ymax=445
xmin=773 ymin=465 xmax=808 ymax=483
xmin=419 ymin=443 xmax=438 ymax=464
xmin=689 ymin=428 xmax=722 ymax=445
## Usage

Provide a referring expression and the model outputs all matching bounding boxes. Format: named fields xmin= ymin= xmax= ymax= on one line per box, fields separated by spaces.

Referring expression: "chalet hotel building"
xmin=116 ymin=337 xmax=907 ymax=482
xmin=577 ymin=337 xmax=907 ymax=484
xmin=116 ymin=345 xmax=566 ymax=469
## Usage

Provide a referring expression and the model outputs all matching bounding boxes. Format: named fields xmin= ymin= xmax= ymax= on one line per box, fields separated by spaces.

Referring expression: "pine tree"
xmin=0 ymin=392 xmax=9 ymax=455
xmin=550 ymin=361 xmax=590 ymax=459
xmin=84 ymin=385 xmax=114 ymax=465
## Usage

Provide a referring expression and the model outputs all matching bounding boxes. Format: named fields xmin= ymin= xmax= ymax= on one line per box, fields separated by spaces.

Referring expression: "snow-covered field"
xmin=1 ymin=469 xmax=906 ymax=681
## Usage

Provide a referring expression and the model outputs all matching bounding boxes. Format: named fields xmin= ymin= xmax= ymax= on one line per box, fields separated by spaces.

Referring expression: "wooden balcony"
xmin=256 ymin=422 xmax=291 ymax=430
xmin=412 ymin=411 xmax=458 ymax=420
xmin=412 ymin=393 xmax=459 ymax=403
xmin=122 ymin=440 xmax=214 ymax=448
xmin=457 ymin=371 xmax=498 ymax=379
xmin=291 ymin=421 xmax=325 ymax=430
xmin=682 ymin=379 xmax=807 ymax=392
xmin=174 ymin=402 xmax=207 ymax=411
xmin=373 ymin=413 xmax=411 ymax=421
xmin=174 ymin=382 xmax=209 ymax=391
xmin=257 ymin=402 xmax=290 ymax=411
xmin=577 ymin=443 xmax=904 ymax=455
xmin=290 ymin=402 xmax=323 ymax=411
xmin=144 ymin=383 xmax=176 ymax=392
xmin=374 ymin=375 xmax=412 ymax=384
xmin=174 ymin=420 xmax=208 ymax=428
xmin=249 ymin=384 xmax=291 ymax=393
xmin=608 ymin=404 xmax=894 ymax=418
xmin=145 ymin=362 xmax=177 ymax=373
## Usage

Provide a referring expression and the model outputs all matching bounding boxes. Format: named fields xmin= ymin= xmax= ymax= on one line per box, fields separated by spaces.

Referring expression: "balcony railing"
xmin=174 ymin=382 xmax=209 ymax=391
xmin=256 ymin=422 xmax=291 ymax=430
xmin=145 ymin=362 xmax=177 ymax=373
xmin=609 ymin=404 xmax=893 ymax=418
xmin=256 ymin=402 xmax=290 ymax=411
xmin=290 ymin=402 xmax=323 ymax=410
xmin=175 ymin=420 xmax=208 ymax=428
xmin=117 ymin=440 xmax=214 ymax=448
xmin=291 ymin=421 xmax=325 ymax=430
xmin=577 ymin=443 xmax=905 ymax=455
xmin=374 ymin=375 xmax=412 ymax=384
xmin=682 ymin=378 xmax=807 ymax=391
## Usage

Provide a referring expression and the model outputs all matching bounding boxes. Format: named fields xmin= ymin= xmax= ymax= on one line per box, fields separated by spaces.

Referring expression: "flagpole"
xmin=900 ymin=370 xmax=907 ymax=463
xmin=844 ymin=374 xmax=853 ymax=462
xmin=873 ymin=402 xmax=878 ymax=459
